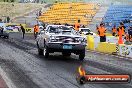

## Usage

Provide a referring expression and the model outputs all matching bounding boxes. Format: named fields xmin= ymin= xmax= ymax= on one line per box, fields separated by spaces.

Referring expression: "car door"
xmin=37 ymin=30 xmax=45 ymax=48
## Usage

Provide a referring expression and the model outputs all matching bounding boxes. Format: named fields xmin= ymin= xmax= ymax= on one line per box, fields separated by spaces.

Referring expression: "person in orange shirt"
xmin=117 ymin=22 xmax=125 ymax=36
xmin=98 ymin=23 xmax=106 ymax=42
xmin=34 ymin=24 xmax=39 ymax=39
xmin=74 ymin=19 xmax=80 ymax=31
xmin=112 ymin=25 xmax=116 ymax=36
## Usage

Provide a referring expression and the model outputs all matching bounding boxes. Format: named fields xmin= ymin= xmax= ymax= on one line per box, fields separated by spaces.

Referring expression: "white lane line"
xmin=0 ymin=66 xmax=17 ymax=88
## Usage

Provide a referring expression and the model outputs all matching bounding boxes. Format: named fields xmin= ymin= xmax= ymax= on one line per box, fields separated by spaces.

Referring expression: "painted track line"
xmin=0 ymin=66 xmax=17 ymax=88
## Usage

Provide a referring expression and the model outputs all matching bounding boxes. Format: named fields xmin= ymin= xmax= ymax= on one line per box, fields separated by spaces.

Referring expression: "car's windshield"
xmin=48 ymin=26 xmax=76 ymax=34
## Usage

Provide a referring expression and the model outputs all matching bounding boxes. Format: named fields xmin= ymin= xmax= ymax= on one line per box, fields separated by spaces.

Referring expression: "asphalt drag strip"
xmin=0 ymin=36 xmax=132 ymax=88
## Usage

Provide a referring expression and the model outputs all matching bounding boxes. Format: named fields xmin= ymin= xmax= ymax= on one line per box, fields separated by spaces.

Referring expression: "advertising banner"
xmin=119 ymin=44 xmax=132 ymax=58
xmin=5 ymin=23 xmax=26 ymax=32
xmin=25 ymin=28 xmax=33 ymax=33
xmin=94 ymin=35 xmax=100 ymax=50
xmin=106 ymin=36 xmax=118 ymax=43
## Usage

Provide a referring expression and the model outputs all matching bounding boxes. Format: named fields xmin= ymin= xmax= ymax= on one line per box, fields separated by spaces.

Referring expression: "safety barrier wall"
xmin=96 ymin=42 xmax=116 ymax=54
xmin=86 ymin=35 xmax=118 ymax=50
xmin=86 ymin=35 xmax=132 ymax=58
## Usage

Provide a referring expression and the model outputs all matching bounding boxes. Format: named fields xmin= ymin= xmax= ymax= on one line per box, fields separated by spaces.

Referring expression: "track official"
xmin=20 ymin=24 xmax=25 ymax=39
xmin=98 ymin=23 xmax=106 ymax=42
xmin=34 ymin=24 xmax=39 ymax=39
xmin=74 ymin=20 xmax=80 ymax=31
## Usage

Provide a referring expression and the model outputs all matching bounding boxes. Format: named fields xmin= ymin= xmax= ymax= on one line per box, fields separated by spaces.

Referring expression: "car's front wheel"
xmin=37 ymin=42 xmax=43 ymax=55
xmin=43 ymin=45 xmax=49 ymax=58
xmin=79 ymin=50 xmax=85 ymax=61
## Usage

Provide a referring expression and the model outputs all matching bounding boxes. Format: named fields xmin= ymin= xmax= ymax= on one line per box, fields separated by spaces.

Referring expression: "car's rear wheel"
xmin=79 ymin=50 xmax=85 ymax=61
xmin=62 ymin=52 xmax=71 ymax=56
xmin=43 ymin=45 xmax=49 ymax=58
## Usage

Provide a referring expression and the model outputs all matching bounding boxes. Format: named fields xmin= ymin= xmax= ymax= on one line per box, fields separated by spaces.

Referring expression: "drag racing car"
xmin=79 ymin=28 xmax=96 ymax=35
xmin=36 ymin=25 xmax=87 ymax=60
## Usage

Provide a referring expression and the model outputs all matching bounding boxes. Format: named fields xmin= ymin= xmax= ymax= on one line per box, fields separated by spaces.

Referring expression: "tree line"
xmin=3 ymin=0 xmax=15 ymax=2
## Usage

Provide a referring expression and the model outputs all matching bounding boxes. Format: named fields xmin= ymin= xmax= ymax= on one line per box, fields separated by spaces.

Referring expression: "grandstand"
xmin=102 ymin=5 xmax=132 ymax=30
xmin=39 ymin=2 xmax=100 ymax=26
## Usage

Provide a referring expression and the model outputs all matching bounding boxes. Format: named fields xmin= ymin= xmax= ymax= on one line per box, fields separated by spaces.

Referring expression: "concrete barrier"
xmin=87 ymin=35 xmax=118 ymax=51
xmin=86 ymin=35 xmax=94 ymax=50
xmin=86 ymin=35 xmax=132 ymax=58
xmin=96 ymin=42 xmax=116 ymax=54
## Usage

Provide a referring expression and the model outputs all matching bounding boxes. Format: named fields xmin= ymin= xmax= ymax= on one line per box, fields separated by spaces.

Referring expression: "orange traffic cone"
xmin=118 ymin=35 xmax=124 ymax=44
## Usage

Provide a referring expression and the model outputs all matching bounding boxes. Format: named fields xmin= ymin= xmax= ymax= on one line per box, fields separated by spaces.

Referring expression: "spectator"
xmin=7 ymin=16 xmax=10 ymax=23
xmin=112 ymin=25 xmax=117 ymax=36
xmin=20 ymin=24 xmax=25 ymax=39
xmin=96 ymin=24 xmax=99 ymax=34
xmin=39 ymin=10 xmax=42 ymax=16
xmin=128 ymin=26 xmax=132 ymax=41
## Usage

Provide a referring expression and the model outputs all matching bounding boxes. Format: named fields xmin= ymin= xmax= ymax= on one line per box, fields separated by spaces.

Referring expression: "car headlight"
xmin=50 ymin=36 xmax=56 ymax=40
xmin=49 ymin=36 xmax=60 ymax=42
xmin=75 ymin=37 xmax=86 ymax=42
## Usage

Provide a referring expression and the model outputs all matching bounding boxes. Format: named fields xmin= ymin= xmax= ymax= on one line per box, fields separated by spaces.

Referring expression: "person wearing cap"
xmin=74 ymin=19 xmax=80 ymax=31
xmin=98 ymin=23 xmax=106 ymax=42
xmin=112 ymin=25 xmax=117 ymax=36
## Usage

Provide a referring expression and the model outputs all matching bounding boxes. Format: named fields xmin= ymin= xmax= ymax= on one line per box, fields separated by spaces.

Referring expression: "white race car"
xmin=79 ymin=28 xmax=96 ymax=35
